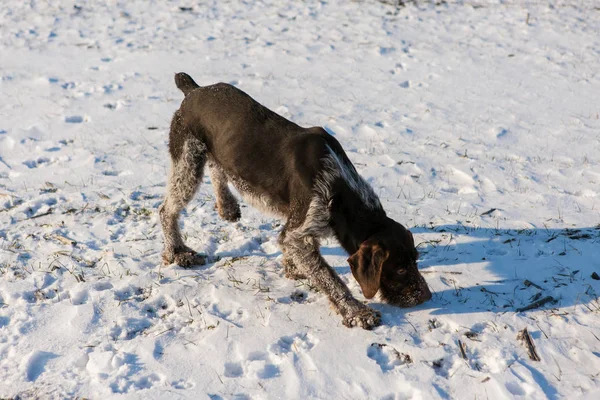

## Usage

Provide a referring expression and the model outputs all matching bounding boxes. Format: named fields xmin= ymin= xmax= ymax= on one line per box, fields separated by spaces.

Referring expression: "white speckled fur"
xmin=278 ymin=146 xmax=382 ymax=328
xmin=159 ymin=134 xmax=207 ymax=265
xmin=160 ymin=106 xmax=382 ymax=328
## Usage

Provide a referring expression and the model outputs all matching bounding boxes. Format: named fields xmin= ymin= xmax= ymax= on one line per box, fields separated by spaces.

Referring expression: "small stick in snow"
xmin=515 ymin=296 xmax=556 ymax=312
xmin=46 ymin=233 xmax=77 ymax=246
xmin=456 ymin=340 xmax=481 ymax=370
xmin=25 ymin=208 xmax=53 ymax=220
xmin=421 ymin=270 xmax=463 ymax=275
xmin=480 ymin=208 xmax=497 ymax=216
xmin=523 ymin=279 xmax=543 ymax=290
xmin=458 ymin=339 xmax=467 ymax=360
xmin=517 ymin=328 xmax=541 ymax=361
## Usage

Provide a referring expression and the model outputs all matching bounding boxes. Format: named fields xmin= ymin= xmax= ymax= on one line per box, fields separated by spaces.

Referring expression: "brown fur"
xmin=159 ymin=72 xmax=431 ymax=329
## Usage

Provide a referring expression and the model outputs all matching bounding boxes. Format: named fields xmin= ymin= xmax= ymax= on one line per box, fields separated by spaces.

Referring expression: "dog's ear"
xmin=347 ymin=242 xmax=389 ymax=299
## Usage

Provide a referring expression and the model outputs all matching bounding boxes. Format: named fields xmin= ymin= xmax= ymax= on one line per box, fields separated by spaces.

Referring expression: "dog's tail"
xmin=174 ymin=72 xmax=200 ymax=96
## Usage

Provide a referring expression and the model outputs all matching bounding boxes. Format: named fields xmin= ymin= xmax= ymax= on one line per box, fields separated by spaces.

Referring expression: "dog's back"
xmin=172 ymin=73 xmax=338 ymax=218
xmin=175 ymin=73 xmax=298 ymax=138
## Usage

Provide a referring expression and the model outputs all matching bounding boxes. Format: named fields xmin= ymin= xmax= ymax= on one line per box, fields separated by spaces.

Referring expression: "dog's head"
xmin=347 ymin=220 xmax=431 ymax=307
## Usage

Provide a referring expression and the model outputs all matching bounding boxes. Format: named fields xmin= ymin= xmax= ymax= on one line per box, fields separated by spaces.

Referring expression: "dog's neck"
xmin=329 ymin=189 xmax=387 ymax=255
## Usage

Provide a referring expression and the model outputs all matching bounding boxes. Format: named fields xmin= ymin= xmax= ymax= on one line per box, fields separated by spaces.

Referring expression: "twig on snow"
xmin=517 ymin=328 xmax=541 ymax=361
xmin=458 ymin=339 xmax=467 ymax=360
xmin=516 ymin=296 xmax=556 ymax=312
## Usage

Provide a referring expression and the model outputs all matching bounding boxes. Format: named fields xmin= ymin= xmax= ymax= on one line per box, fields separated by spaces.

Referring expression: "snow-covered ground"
xmin=1 ymin=0 xmax=600 ymax=398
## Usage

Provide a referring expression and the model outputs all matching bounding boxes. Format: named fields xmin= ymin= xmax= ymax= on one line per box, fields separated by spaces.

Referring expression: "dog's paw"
xmin=222 ymin=206 xmax=241 ymax=222
xmin=217 ymin=202 xmax=241 ymax=222
xmin=174 ymin=252 xmax=207 ymax=267
xmin=342 ymin=307 xmax=382 ymax=330
xmin=162 ymin=249 xmax=206 ymax=267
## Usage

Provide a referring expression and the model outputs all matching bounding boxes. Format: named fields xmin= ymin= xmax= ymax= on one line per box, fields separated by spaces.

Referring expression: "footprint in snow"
xmin=496 ymin=128 xmax=509 ymax=139
xmin=110 ymin=317 xmax=152 ymax=340
xmin=85 ymin=348 xmax=163 ymax=393
xmin=214 ymin=333 xmax=317 ymax=381
xmin=269 ymin=333 xmax=315 ymax=355
xmin=367 ymin=343 xmax=412 ymax=372
xmin=110 ymin=372 xmax=162 ymax=393
xmin=70 ymin=289 xmax=89 ymax=305
xmin=431 ymin=357 xmax=451 ymax=378
xmin=23 ymin=350 xmax=59 ymax=382
xmin=65 ymin=115 xmax=85 ymax=123
xmin=266 ymin=333 xmax=318 ymax=373
xmin=93 ymin=281 xmax=113 ymax=291
xmin=23 ymin=157 xmax=50 ymax=168
xmin=224 ymin=362 xmax=244 ymax=378
xmin=171 ymin=378 xmax=194 ymax=389
xmin=224 ymin=350 xmax=282 ymax=380
xmin=246 ymin=351 xmax=281 ymax=379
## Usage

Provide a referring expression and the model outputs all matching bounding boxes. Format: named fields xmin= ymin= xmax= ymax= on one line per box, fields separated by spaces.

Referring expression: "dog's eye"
xmin=397 ymin=269 xmax=407 ymax=276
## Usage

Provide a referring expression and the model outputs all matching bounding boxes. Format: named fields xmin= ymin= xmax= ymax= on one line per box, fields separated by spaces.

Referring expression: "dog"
xmin=159 ymin=72 xmax=432 ymax=329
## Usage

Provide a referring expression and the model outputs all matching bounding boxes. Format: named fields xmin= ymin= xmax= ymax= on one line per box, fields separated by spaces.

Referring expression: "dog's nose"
xmin=412 ymin=280 xmax=432 ymax=305
xmin=419 ymin=286 xmax=432 ymax=304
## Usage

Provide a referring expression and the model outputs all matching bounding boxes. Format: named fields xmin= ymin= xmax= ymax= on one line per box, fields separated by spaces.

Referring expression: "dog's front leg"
xmin=282 ymin=233 xmax=381 ymax=329
xmin=278 ymin=223 xmax=308 ymax=280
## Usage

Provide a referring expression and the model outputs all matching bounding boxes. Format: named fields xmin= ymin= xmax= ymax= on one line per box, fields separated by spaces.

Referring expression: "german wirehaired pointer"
xmin=159 ymin=72 xmax=432 ymax=329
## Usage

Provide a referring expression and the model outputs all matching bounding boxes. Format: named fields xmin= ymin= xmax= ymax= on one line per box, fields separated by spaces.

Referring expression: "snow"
xmin=1 ymin=0 xmax=600 ymax=398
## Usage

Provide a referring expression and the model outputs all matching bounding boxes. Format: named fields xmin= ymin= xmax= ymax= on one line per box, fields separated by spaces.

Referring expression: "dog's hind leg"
xmin=159 ymin=112 xmax=207 ymax=267
xmin=208 ymin=161 xmax=241 ymax=222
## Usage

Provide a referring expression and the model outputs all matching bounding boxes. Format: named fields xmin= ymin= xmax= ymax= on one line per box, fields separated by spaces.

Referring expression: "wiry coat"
xmin=159 ymin=73 xmax=431 ymax=329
